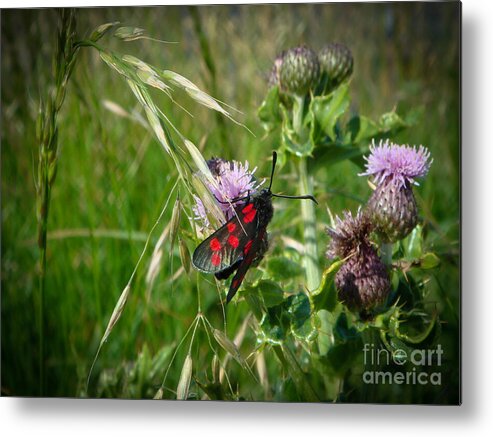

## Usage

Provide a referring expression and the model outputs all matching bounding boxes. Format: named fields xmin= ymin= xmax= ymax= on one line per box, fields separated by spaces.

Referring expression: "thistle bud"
xmin=327 ymin=209 xmax=390 ymax=312
xmin=268 ymin=51 xmax=286 ymax=88
xmin=359 ymin=140 xmax=433 ymax=243
xmin=366 ymin=178 xmax=418 ymax=243
xmin=335 ymin=248 xmax=390 ymax=311
xmin=318 ymin=43 xmax=354 ymax=88
xmin=279 ymin=46 xmax=320 ymax=96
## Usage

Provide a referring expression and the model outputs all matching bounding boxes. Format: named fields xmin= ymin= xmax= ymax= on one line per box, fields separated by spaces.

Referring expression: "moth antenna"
xmin=272 ymin=193 xmax=318 ymax=204
xmin=268 ymin=151 xmax=277 ymax=192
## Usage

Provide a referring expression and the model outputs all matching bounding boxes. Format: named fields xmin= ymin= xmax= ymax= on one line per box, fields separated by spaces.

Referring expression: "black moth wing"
xmin=192 ymin=201 xmax=259 ymax=274
xmin=226 ymin=227 xmax=267 ymax=303
xmin=215 ymin=259 xmax=242 ymax=280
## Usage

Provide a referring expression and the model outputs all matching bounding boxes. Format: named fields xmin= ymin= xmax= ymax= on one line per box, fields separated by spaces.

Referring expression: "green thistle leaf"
xmin=309 ymin=83 xmax=350 ymax=141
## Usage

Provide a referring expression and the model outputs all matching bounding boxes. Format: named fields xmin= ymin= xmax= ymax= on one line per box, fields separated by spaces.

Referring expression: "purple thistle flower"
xmin=193 ymin=158 xmax=263 ymax=228
xmin=360 ymin=139 xmax=433 ymax=243
xmin=360 ymin=139 xmax=432 ymax=189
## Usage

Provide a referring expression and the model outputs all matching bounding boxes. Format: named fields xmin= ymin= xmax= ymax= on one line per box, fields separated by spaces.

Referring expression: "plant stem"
xmin=38 ymin=244 xmax=47 ymax=396
xmin=35 ymin=9 xmax=78 ymax=396
xmin=381 ymin=242 xmax=393 ymax=266
xmin=292 ymin=94 xmax=304 ymax=133
xmin=298 ymin=157 xmax=320 ymax=291
xmin=291 ymin=94 xmax=320 ymax=291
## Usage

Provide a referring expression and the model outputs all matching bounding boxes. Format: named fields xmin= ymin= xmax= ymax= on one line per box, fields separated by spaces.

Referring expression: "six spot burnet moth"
xmin=192 ymin=151 xmax=317 ymax=303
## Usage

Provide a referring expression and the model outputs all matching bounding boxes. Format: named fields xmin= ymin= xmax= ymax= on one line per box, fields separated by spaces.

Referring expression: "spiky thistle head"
xmin=318 ymin=42 xmax=354 ymax=88
xmin=279 ymin=46 xmax=321 ymax=96
xmin=360 ymin=139 xmax=433 ymax=243
xmin=335 ymin=250 xmax=390 ymax=312
xmin=326 ymin=209 xmax=390 ymax=312
xmin=193 ymin=158 xmax=263 ymax=228
xmin=326 ymin=208 xmax=373 ymax=259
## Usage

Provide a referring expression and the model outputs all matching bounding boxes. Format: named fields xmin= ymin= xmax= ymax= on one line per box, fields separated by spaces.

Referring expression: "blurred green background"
xmin=1 ymin=3 xmax=460 ymax=401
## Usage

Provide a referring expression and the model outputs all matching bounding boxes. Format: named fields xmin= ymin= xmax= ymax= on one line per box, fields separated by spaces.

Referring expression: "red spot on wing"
xmin=242 ymin=203 xmax=254 ymax=214
xmin=228 ymin=235 xmax=239 ymax=248
xmin=211 ymin=253 xmax=221 ymax=266
xmin=210 ymin=238 xmax=221 ymax=251
xmin=227 ymin=222 xmax=236 ymax=233
xmin=244 ymin=209 xmax=256 ymax=223
xmin=243 ymin=240 xmax=253 ymax=255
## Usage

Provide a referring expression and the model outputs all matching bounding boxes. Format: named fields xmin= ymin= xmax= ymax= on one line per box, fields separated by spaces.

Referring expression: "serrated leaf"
xmin=346 ymin=115 xmax=379 ymax=143
xmin=420 ymin=252 xmax=440 ymax=269
xmin=312 ymin=260 xmax=342 ymax=311
xmin=309 ymin=84 xmax=350 ymax=141
xmin=281 ymin=112 xmax=314 ymax=157
xmin=287 ymin=293 xmax=313 ymax=340
xmin=312 ymin=260 xmax=343 ymax=297
xmin=256 ymin=280 xmax=285 ymax=308
xmin=333 ymin=312 xmax=359 ymax=341
xmin=402 ymin=225 xmax=423 ymax=259
xmin=259 ymin=305 xmax=289 ymax=344
xmin=266 ymin=256 xmax=304 ymax=280
xmin=394 ymin=312 xmax=439 ymax=345
xmin=242 ymin=291 xmax=264 ymax=320
xmin=282 ymin=130 xmax=313 ymax=157
xmin=317 ymin=309 xmax=335 ymax=355
xmin=380 ymin=331 xmax=414 ymax=356
xmin=379 ymin=110 xmax=407 ymax=133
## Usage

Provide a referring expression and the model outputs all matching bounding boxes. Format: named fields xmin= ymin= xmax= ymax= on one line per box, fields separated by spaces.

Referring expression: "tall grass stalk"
xmin=35 ymin=9 xmax=78 ymax=395
xmin=188 ymin=6 xmax=228 ymax=147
